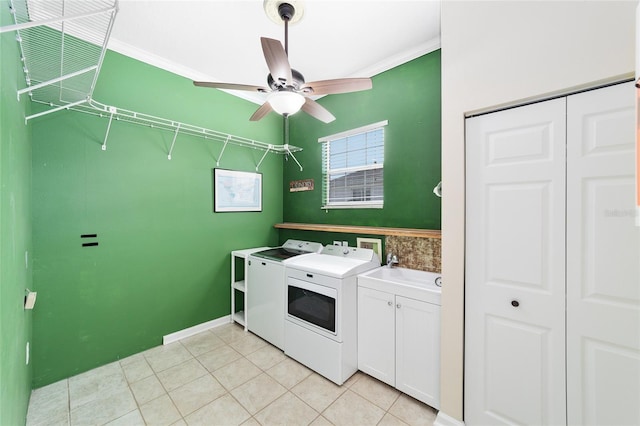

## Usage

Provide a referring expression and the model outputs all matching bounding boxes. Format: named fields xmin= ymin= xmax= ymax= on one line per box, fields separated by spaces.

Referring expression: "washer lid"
xmin=252 ymin=247 xmax=311 ymax=261
xmin=251 ymin=239 xmax=323 ymax=262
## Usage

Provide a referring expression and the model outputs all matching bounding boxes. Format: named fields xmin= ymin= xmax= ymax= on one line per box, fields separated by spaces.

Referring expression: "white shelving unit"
xmin=1 ymin=0 xmax=304 ymax=169
xmin=230 ymin=247 xmax=270 ymax=330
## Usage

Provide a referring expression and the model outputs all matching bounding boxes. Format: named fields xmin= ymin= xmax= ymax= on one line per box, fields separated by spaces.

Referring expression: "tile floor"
xmin=26 ymin=323 xmax=437 ymax=426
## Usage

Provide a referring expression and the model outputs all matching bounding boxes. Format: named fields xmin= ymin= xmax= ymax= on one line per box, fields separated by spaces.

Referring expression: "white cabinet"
xmin=230 ymin=247 xmax=270 ymax=330
xmin=357 ymin=287 xmax=395 ymax=385
xmin=465 ymin=81 xmax=639 ymax=425
xmin=358 ymin=286 xmax=441 ymax=409
xmin=395 ymin=294 xmax=440 ymax=407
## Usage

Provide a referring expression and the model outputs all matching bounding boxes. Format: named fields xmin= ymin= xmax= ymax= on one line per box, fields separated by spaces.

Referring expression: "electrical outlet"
xmin=342 ymin=241 xmax=349 ymax=247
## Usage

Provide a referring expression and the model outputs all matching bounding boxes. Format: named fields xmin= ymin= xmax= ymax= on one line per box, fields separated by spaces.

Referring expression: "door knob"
xmin=387 ymin=301 xmax=393 ymax=306
xmin=511 ymin=300 xmax=520 ymax=307
xmin=396 ymin=303 xmax=401 ymax=309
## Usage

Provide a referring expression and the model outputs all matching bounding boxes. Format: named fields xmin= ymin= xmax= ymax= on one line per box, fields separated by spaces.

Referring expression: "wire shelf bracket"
xmin=216 ymin=136 xmax=230 ymax=167
xmin=256 ymin=145 xmax=273 ymax=171
xmin=167 ymin=124 xmax=181 ymax=160
xmin=101 ymin=107 xmax=116 ymax=151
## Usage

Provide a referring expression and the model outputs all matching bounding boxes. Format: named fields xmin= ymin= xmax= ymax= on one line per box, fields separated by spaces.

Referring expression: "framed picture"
xmin=213 ymin=168 xmax=262 ymax=212
xmin=357 ymin=237 xmax=382 ymax=260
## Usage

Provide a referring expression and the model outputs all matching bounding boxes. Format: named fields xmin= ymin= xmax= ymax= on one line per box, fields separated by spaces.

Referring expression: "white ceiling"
xmin=108 ymin=0 xmax=441 ymax=104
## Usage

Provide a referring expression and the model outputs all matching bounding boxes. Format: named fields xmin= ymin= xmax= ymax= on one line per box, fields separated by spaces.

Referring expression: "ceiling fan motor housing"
xmin=268 ymin=69 xmax=305 ymax=91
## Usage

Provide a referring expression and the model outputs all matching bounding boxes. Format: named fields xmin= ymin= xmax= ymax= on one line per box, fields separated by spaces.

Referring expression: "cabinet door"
xmin=465 ymin=99 xmax=567 ymax=425
xmin=395 ymin=296 xmax=440 ymax=409
xmin=566 ymin=82 xmax=640 ymax=425
xmin=357 ymin=286 xmax=395 ymax=386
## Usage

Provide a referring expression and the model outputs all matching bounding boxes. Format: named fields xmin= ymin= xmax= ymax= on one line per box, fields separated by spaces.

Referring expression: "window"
xmin=319 ymin=120 xmax=387 ymax=209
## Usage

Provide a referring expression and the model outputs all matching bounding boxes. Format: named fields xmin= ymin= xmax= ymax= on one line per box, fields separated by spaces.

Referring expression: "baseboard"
xmin=434 ymin=411 xmax=465 ymax=426
xmin=162 ymin=315 xmax=231 ymax=345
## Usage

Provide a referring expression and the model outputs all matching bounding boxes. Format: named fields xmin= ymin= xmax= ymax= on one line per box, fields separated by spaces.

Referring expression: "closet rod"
xmin=85 ymin=99 xmax=301 ymax=154
xmin=35 ymin=98 xmax=302 ymax=155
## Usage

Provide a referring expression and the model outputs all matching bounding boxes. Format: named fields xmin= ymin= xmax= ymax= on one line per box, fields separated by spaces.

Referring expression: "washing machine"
xmin=247 ymin=239 xmax=323 ymax=349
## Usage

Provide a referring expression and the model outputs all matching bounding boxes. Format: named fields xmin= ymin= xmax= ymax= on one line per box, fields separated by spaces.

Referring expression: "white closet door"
xmin=566 ymin=82 xmax=640 ymax=425
xmin=465 ymin=99 xmax=567 ymax=425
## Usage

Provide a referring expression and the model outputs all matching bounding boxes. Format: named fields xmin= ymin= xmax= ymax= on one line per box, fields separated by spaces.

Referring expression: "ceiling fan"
xmin=193 ymin=1 xmax=372 ymax=124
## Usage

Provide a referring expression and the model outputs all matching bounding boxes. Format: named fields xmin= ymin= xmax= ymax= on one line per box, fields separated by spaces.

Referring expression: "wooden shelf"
xmin=274 ymin=223 xmax=441 ymax=239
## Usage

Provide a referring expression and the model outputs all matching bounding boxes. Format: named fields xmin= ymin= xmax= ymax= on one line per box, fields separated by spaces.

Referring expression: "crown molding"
xmin=106 ymin=38 xmax=268 ymax=105
xmin=107 ymin=35 xmax=441 ymax=106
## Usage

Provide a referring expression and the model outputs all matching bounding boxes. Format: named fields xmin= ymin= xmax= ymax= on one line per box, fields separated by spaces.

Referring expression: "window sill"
xmin=321 ymin=203 xmax=383 ymax=210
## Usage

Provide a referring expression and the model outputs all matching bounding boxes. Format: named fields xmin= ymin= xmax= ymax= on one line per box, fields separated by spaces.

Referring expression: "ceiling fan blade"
xmin=301 ymin=98 xmax=335 ymax=123
xmin=193 ymin=81 xmax=269 ymax=93
xmin=300 ymin=78 xmax=372 ymax=95
xmin=249 ymin=102 xmax=273 ymax=121
xmin=261 ymin=37 xmax=293 ymax=86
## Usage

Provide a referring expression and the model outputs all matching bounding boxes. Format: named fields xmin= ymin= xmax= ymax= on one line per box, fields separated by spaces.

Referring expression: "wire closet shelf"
xmin=2 ymin=0 xmax=302 ymax=168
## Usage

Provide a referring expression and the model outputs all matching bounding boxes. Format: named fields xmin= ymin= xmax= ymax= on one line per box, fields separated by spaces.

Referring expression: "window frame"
xmin=319 ymin=120 xmax=387 ymax=210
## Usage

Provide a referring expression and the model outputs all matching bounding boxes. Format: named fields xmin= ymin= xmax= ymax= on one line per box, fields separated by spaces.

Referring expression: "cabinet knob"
xmin=511 ymin=300 xmax=520 ymax=307
xmin=387 ymin=301 xmax=393 ymax=306
xmin=396 ymin=303 xmax=401 ymax=309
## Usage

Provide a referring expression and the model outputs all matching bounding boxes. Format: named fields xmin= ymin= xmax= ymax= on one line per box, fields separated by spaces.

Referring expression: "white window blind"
xmin=319 ymin=120 xmax=387 ymax=209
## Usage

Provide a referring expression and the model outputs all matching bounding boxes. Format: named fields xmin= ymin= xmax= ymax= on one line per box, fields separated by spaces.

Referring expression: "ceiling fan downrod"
xmin=278 ymin=2 xmax=295 ymax=55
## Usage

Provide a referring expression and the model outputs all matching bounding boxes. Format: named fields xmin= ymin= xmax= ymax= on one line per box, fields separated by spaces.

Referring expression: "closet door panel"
xmin=465 ymin=99 xmax=567 ymax=425
xmin=484 ymin=315 xmax=553 ymax=425
xmin=566 ymin=81 xmax=640 ymax=426
xmin=486 ymin=182 xmax=553 ymax=291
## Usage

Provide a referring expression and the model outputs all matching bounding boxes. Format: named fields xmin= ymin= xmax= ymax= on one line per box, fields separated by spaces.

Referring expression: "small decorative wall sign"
xmin=289 ymin=178 xmax=314 ymax=192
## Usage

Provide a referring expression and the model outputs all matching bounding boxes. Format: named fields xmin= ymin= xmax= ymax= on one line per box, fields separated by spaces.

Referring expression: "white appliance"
xmin=284 ymin=245 xmax=380 ymax=385
xmin=247 ymin=240 xmax=323 ymax=349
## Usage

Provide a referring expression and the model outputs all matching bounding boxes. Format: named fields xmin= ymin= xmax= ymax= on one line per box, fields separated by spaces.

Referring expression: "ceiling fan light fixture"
xmin=268 ymin=91 xmax=305 ymax=116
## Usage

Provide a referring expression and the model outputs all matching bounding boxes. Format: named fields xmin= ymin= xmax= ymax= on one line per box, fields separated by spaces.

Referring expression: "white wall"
xmin=440 ymin=1 xmax=636 ymax=421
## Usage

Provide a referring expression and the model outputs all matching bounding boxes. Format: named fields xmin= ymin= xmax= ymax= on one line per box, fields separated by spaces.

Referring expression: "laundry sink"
xmin=357 ymin=267 xmax=441 ymax=305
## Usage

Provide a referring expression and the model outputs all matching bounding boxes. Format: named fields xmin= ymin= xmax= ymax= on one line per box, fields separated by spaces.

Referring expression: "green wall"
xmin=0 ymin=1 xmax=34 ymax=423
xmin=282 ymin=51 xmax=441 ymax=239
xmin=31 ymin=50 xmax=285 ymax=387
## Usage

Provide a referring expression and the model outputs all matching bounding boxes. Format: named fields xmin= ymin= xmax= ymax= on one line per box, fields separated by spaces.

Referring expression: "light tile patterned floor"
xmin=26 ymin=323 xmax=437 ymax=426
